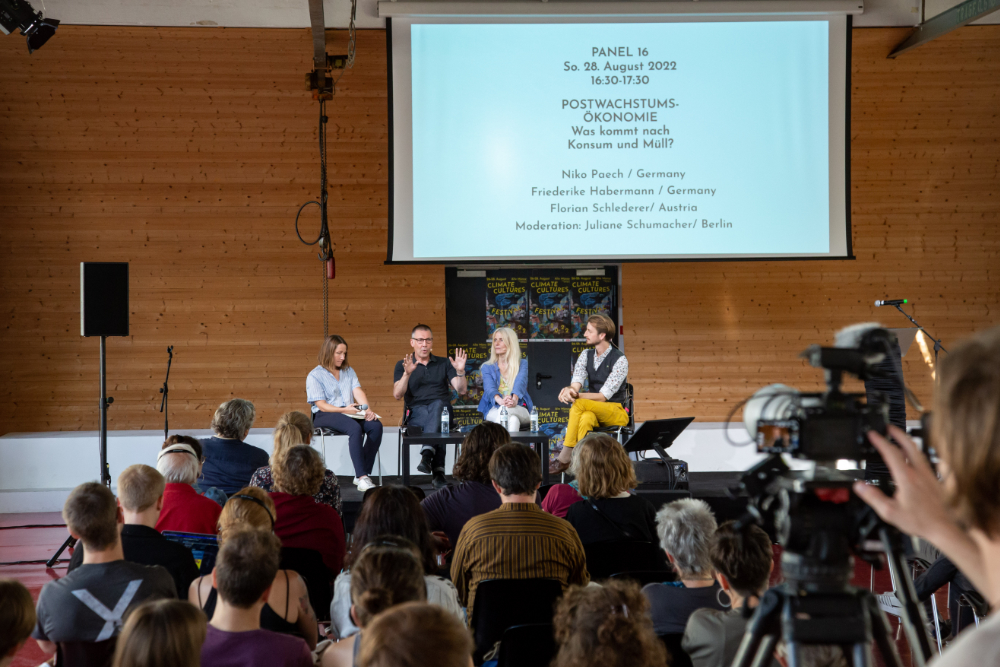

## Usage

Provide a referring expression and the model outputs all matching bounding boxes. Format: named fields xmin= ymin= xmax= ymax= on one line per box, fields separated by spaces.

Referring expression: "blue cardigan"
xmin=478 ymin=361 xmax=534 ymax=416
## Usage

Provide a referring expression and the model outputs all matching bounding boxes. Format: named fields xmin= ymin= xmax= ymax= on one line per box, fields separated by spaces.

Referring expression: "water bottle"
xmin=440 ymin=406 xmax=450 ymax=434
xmin=530 ymin=406 xmax=539 ymax=432
xmin=500 ymin=405 xmax=509 ymax=431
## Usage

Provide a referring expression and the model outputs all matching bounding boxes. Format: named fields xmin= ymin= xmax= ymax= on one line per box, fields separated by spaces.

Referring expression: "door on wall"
xmin=445 ymin=267 xmax=619 ymax=459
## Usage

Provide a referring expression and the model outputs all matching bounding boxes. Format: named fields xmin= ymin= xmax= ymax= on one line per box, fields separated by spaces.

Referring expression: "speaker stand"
xmin=47 ymin=335 xmax=114 ymax=568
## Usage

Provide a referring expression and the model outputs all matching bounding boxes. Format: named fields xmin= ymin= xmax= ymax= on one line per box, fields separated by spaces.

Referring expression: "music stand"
xmin=622 ymin=417 xmax=695 ymax=462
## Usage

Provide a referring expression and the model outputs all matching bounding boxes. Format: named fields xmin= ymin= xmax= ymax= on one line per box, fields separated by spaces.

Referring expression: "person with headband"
xmin=551 ymin=580 xmax=667 ymax=667
xmin=550 ymin=313 xmax=629 ymax=475
xmin=308 ymin=335 xmax=383 ymax=493
xmin=189 ymin=487 xmax=319 ymax=650
xmin=321 ymin=538 xmax=428 ymax=667
xmin=156 ymin=435 xmax=225 ymax=534
xmin=478 ymin=327 xmax=533 ymax=432
xmin=250 ymin=411 xmax=343 ymax=516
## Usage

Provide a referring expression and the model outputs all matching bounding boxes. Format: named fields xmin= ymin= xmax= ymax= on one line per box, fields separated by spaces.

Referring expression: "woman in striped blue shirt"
xmin=307 ymin=335 xmax=384 ymax=493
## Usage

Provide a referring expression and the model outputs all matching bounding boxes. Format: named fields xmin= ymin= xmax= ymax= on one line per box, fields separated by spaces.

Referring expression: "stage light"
xmin=0 ymin=0 xmax=59 ymax=53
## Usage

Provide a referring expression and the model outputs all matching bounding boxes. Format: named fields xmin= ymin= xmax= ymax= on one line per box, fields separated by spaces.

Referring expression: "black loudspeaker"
xmin=80 ymin=262 xmax=129 ymax=337
xmin=633 ymin=459 xmax=690 ymax=490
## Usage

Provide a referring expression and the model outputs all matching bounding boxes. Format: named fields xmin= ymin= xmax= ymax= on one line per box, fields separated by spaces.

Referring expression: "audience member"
xmin=250 ymin=411 xmax=343 ymax=516
xmin=190 ymin=487 xmax=318 ymax=649
xmin=853 ymin=325 xmax=1000 ymax=666
xmin=563 ymin=433 xmax=658 ymax=545
xmin=683 ymin=522 xmax=776 ymax=667
xmin=451 ymin=443 xmax=589 ymax=615
xmin=33 ymin=483 xmax=176 ymax=655
xmin=332 ymin=485 xmax=461 ymax=639
xmin=155 ymin=435 xmax=225 ymax=533
xmin=321 ymin=538 xmax=427 ymax=667
xmin=421 ymin=422 xmax=509 ymax=549
xmin=551 ymin=579 xmax=668 ymax=667
xmin=200 ymin=529 xmax=313 ymax=667
xmin=0 ymin=579 xmax=35 ymax=667
xmin=110 ymin=599 xmax=207 ymax=667
xmin=541 ymin=479 xmax=583 ymax=519
xmin=269 ymin=445 xmax=345 ymax=574
xmin=68 ymin=464 xmax=199 ymax=597
xmin=356 ymin=602 xmax=474 ymax=667
xmin=642 ymin=498 xmax=725 ymax=635
xmin=200 ymin=398 xmax=269 ymax=495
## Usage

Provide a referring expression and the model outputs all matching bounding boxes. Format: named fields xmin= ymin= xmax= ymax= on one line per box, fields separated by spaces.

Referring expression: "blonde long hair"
xmin=486 ymin=327 xmax=521 ymax=389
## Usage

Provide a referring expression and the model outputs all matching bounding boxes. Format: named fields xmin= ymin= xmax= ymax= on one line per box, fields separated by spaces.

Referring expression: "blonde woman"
xmin=111 ymin=599 xmax=206 ymax=667
xmin=477 ymin=327 xmax=533 ymax=432
xmin=249 ymin=411 xmax=343 ymax=516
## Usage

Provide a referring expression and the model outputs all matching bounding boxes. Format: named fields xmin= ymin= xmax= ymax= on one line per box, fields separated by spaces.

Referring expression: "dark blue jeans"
xmin=313 ymin=411 xmax=384 ymax=477
xmin=408 ymin=399 xmax=448 ymax=471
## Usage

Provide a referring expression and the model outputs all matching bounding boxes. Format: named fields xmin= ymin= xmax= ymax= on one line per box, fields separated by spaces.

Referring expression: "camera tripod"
xmin=732 ymin=458 xmax=935 ymax=667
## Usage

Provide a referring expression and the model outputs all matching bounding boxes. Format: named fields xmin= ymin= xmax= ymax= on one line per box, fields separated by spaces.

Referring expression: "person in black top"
xmin=68 ymin=464 xmax=199 ymax=598
xmin=551 ymin=314 xmax=629 ymax=475
xmin=563 ymin=433 xmax=658 ymax=546
xmin=199 ymin=398 xmax=270 ymax=496
xmin=392 ymin=324 xmax=468 ymax=489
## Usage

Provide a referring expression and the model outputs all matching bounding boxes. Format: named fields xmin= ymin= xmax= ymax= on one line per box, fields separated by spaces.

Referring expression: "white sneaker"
xmin=352 ymin=477 xmax=360 ymax=486
xmin=877 ymin=592 xmax=902 ymax=616
xmin=357 ymin=477 xmax=377 ymax=492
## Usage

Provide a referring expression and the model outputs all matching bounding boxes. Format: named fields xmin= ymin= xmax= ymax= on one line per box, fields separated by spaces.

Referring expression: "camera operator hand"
xmin=853 ymin=425 xmax=988 ymax=597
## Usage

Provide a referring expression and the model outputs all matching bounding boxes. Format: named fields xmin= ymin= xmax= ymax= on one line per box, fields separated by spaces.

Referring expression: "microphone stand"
xmin=159 ymin=346 xmax=173 ymax=441
xmin=892 ymin=305 xmax=947 ymax=366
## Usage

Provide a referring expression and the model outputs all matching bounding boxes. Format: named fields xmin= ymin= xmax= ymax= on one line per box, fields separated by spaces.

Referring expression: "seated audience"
xmin=269 ymin=445 xmax=345 ymax=575
xmin=0 ymin=579 xmax=36 ymax=667
xmin=642 ymin=498 xmax=725 ymax=635
xmin=852 ymin=325 xmax=1000 ymax=667
xmin=451 ymin=443 xmax=589 ymax=614
xmin=332 ymin=485 xmax=461 ymax=638
xmin=356 ymin=602 xmax=474 ymax=667
xmin=683 ymin=522 xmax=776 ymax=667
xmin=111 ymin=599 xmax=207 ymax=667
xmin=191 ymin=487 xmax=318 ymax=649
xmin=478 ymin=327 xmax=533 ymax=432
xmin=321 ymin=538 xmax=427 ymax=667
xmin=563 ymin=433 xmax=658 ymax=545
xmin=200 ymin=529 xmax=313 ymax=667
xmin=541 ymin=480 xmax=583 ymax=519
xmin=33 ymin=483 xmax=176 ymax=655
xmin=551 ymin=579 xmax=667 ymax=667
xmin=250 ymin=411 xmax=343 ymax=516
xmin=200 ymin=398 xmax=269 ymax=496
xmin=421 ymin=422 xmax=508 ymax=549
xmin=156 ymin=435 xmax=225 ymax=533
xmin=68 ymin=464 xmax=200 ymax=597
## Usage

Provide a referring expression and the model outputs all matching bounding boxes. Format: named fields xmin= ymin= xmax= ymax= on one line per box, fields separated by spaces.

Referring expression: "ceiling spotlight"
xmin=0 ymin=0 xmax=59 ymax=53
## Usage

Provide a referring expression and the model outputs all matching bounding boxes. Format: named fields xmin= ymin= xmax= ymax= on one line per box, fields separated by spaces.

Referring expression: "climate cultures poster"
xmin=529 ymin=277 xmax=573 ymax=339
xmin=571 ymin=276 xmax=615 ymax=339
xmin=487 ymin=277 xmax=528 ymax=338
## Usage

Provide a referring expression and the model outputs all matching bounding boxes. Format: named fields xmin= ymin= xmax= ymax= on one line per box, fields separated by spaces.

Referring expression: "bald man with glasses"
xmin=393 ymin=324 xmax=468 ymax=489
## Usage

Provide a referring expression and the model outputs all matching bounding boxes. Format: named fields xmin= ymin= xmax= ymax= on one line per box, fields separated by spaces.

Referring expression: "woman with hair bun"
xmin=551 ymin=579 xmax=667 ymax=667
xmin=321 ymin=537 xmax=427 ymax=667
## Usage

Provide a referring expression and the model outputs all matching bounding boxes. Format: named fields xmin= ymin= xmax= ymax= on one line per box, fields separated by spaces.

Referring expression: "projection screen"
xmin=385 ymin=4 xmax=857 ymax=263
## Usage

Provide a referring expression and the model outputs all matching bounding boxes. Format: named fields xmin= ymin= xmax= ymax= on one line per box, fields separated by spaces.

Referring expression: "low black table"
xmin=400 ymin=431 xmax=551 ymax=487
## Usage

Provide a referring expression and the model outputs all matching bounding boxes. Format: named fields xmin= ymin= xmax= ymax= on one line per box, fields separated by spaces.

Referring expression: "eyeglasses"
xmin=411 ymin=338 xmax=433 ymax=343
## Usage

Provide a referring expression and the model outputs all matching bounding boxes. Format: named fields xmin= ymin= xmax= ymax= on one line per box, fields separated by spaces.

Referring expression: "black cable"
xmin=0 ymin=524 xmax=66 ymax=530
xmin=0 ymin=559 xmax=69 ymax=566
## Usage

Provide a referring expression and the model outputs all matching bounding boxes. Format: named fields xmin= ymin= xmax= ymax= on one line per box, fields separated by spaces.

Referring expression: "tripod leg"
xmin=849 ymin=642 xmax=873 ymax=667
xmin=46 ymin=535 xmax=76 ymax=568
xmin=868 ymin=600 xmax=906 ymax=667
xmin=732 ymin=590 xmax=783 ymax=667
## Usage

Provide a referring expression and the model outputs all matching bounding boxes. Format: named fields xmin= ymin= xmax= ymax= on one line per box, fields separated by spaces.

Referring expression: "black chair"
xmin=658 ymin=633 xmax=694 ymax=667
xmin=609 ymin=569 xmax=678 ymax=587
xmin=584 ymin=540 xmax=669 ymax=580
xmin=496 ymin=624 xmax=557 ymax=667
xmin=56 ymin=639 xmax=117 ymax=667
xmin=314 ymin=423 xmax=383 ymax=486
xmin=958 ymin=590 xmax=990 ymax=631
xmin=537 ymin=483 xmax=557 ymax=501
xmin=594 ymin=382 xmax=635 ymax=444
xmin=470 ymin=578 xmax=564 ymax=664
xmin=280 ymin=546 xmax=334 ymax=622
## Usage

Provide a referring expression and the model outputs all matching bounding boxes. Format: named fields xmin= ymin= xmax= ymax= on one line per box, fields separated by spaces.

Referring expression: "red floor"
xmin=1 ymin=514 xmax=943 ymax=667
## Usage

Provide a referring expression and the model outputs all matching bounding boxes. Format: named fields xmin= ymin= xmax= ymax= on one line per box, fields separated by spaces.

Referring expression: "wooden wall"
xmin=1 ymin=26 xmax=997 ymax=434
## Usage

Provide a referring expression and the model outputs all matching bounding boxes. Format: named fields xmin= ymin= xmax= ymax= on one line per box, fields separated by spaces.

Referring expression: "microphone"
xmin=357 ymin=404 xmax=368 ymax=411
xmin=874 ymin=299 xmax=908 ymax=307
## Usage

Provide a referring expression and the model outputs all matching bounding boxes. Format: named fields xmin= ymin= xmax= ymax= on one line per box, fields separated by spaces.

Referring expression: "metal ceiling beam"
xmin=889 ymin=0 xmax=1000 ymax=57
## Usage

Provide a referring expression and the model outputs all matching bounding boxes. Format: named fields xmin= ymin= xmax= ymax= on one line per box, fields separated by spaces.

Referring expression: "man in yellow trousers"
xmin=549 ymin=313 xmax=629 ymax=475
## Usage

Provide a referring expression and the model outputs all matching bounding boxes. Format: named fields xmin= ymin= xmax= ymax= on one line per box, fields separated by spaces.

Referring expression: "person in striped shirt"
xmin=450 ymin=444 xmax=589 ymax=615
